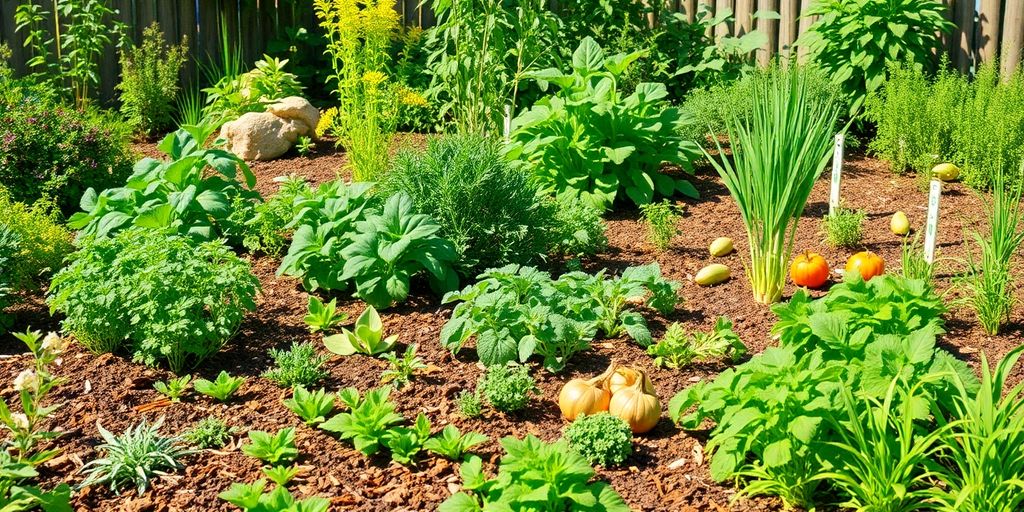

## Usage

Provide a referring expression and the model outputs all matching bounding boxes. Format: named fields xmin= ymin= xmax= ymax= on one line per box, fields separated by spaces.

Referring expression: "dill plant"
xmin=705 ymin=65 xmax=842 ymax=304
xmin=639 ymin=200 xmax=682 ymax=251
xmin=315 ymin=0 xmax=400 ymax=181
xmin=821 ymin=207 xmax=865 ymax=248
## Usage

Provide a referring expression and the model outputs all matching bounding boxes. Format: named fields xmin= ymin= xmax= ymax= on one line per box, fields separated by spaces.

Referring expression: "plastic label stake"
xmin=503 ymin=105 xmax=511 ymax=143
xmin=829 ymin=133 xmax=844 ymax=215
xmin=924 ymin=179 xmax=942 ymax=264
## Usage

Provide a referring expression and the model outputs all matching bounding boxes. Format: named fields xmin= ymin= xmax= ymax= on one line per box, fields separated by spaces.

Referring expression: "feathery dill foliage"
xmin=182 ymin=417 xmax=234 ymax=449
xmin=639 ymin=200 xmax=682 ymax=251
xmin=315 ymin=0 xmax=400 ymax=181
xmin=821 ymin=207 xmax=865 ymax=248
xmin=116 ymin=22 xmax=188 ymax=135
xmin=960 ymin=162 xmax=1024 ymax=336
xmin=705 ymin=65 xmax=843 ymax=304
xmin=263 ymin=342 xmax=330 ymax=388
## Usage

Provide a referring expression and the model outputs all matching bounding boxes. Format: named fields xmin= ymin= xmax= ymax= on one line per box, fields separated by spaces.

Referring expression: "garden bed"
xmin=3 ymin=137 xmax=1020 ymax=512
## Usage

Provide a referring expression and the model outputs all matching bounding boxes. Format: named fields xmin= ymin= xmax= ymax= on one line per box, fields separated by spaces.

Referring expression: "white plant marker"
xmin=828 ymin=133 xmax=844 ymax=215
xmin=503 ymin=105 xmax=511 ymax=143
xmin=924 ymin=179 xmax=942 ymax=264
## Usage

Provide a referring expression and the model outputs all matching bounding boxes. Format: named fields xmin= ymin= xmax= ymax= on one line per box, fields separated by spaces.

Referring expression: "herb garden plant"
xmin=508 ymin=37 xmax=701 ymax=210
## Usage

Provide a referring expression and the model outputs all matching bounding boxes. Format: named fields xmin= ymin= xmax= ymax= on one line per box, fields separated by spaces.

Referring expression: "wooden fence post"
xmin=1003 ymin=0 xmax=1024 ymax=77
xmin=778 ymin=0 xmax=798 ymax=59
xmin=735 ymin=0 xmax=753 ymax=36
xmin=715 ymin=0 xmax=734 ymax=39
xmin=952 ymin=0 xmax=975 ymax=73
xmin=978 ymin=0 xmax=1002 ymax=66
xmin=757 ymin=0 xmax=779 ymax=64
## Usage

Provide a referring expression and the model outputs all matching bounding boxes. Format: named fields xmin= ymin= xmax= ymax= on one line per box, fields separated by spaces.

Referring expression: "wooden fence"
xmin=0 ymin=0 xmax=1021 ymax=103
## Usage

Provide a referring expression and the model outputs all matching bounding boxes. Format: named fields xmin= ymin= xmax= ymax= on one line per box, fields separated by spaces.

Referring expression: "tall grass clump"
xmin=960 ymin=161 xmax=1024 ymax=335
xmin=705 ymin=65 xmax=843 ymax=304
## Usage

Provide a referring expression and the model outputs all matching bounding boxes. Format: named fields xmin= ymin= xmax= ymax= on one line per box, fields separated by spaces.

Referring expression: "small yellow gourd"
xmin=558 ymin=362 xmax=616 ymax=421
xmin=608 ymin=370 xmax=661 ymax=434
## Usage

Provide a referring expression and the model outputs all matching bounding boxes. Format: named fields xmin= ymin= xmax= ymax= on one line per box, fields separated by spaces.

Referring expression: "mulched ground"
xmin=3 ymin=134 xmax=1020 ymax=512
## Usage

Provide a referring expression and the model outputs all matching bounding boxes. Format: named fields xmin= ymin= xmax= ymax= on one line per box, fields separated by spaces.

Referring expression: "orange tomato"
xmin=845 ymin=251 xmax=885 ymax=281
xmin=790 ymin=251 xmax=830 ymax=288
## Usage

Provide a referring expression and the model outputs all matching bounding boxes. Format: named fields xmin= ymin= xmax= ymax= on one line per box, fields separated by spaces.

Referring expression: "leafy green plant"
xmin=339 ymin=193 xmax=459 ymax=309
xmin=550 ymin=194 xmax=608 ymax=258
xmin=383 ymin=413 xmax=432 ymax=466
xmin=68 ymin=126 xmax=260 ymax=242
xmin=0 ymin=188 xmax=73 ymax=291
xmin=153 ymin=375 xmax=191 ymax=403
xmin=478 ymin=364 xmax=537 ymax=413
xmin=930 ymin=345 xmax=1024 ymax=512
xmin=320 ymin=387 xmax=404 ymax=456
xmin=457 ymin=391 xmax=482 ymax=419
xmin=15 ymin=0 xmax=126 ymax=107
xmin=442 ymin=263 xmax=678 ymax=369
xmin=117 ymin=22 xmax=188 ymax=135
xmin=1 ymin=330 xmax=67 ymax=466
xmin=821 ymin=207 xmax=866 ymax=248
xmin=704 ymin=65 xmax=842 ymax=304
xmin=202 ymin=55 xmax=303 ymax=125
xmin=380 ymin=134 xmax=561 ymax=274
xmin=960 ymin=163 xmax=1024 ymax=335
xmin=242 ymin=175 xmax=309 ymax=256
xmin=303 ymin=296 xmax=347 ymax=334
xmin=639 ymin=200 xmax=682 ymax=251
xmin=262 ymin=465 xmax=301 ymax=487
xmin=181 ymin=417 xmax=233 ymax=449
xmin=295 ymin=136 xmax=314 ymax=157
xmin=323 ymin=305 xmax=397 ymax=356
xmin=262 ymin=342 xmax=330 ymax=388
xmin=0 ymin=450 xmax=71 ymax=510
xmin=647 ymin=317 xmax=746 ymax=369
xmin=796 ymin=0 xmax=953 ymax=115
xmin=0 ymin=229 xmax=16 ymax=334
xmin=669 ymin=6 xmax=772 ymax=93
xmin=80 ymin=417 xmax=192 ymax=495
xmin=900 ymin=234 xmax=936 ymax=283
xmin=220 ymin=479 xmax=330 ymax=512
xmin=439 ymin=436 xmax=629 ymax=511
xmin=194 ymin=371 xmax=245 ymax=402
xmin=563 ymin=413 xmax=632 ymax=467
xmin=283 ymin=386 xmax=336 ymax=426
xmin=48 ymin=228 xmax=260 ymax=371
xmin=242 ymin=428 xmax=298 ymax=466
xmin=424 ymin=425 xmax=488 ymax=461
xmin=380 ymin=344 xmax=427 ymax=389
xmin=424 ymin=0 xmax=560 ymax=135
xmin=508 ymin=37 xmax=700 ymax=210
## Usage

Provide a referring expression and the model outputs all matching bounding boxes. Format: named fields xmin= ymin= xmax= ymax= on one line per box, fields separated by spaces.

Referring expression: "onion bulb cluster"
xmin=557 ymin=362 xmax=661 ymax=433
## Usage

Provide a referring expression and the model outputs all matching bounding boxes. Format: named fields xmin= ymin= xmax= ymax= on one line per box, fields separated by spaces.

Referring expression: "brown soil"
xmin=3 ymin=137 xmax=1020 ymax=512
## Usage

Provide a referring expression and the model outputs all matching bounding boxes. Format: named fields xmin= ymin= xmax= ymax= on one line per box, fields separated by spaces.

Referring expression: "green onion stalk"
xmin=705 ymin=65 xmax=842 ymax=304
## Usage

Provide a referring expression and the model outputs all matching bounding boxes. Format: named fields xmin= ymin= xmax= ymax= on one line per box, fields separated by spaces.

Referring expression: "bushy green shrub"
xmin=182 ymin=416 xmax=233 ymax=449
xmin=868 ymin=62 xmax=1024 ymax=189
xmin=380 ymin=134 xmax=559 ymax=274
xmin=47 ymin=228 xmax=260 ymax=371
xmin=821 ymin=207 xmax=866 ymax=248
xmin=242 ymin=175 xmax=308 ymax=255
xmin=796 ymin=0 xmax=952 ymax=115
xmin=0 ymin=186 xmax=74 ymax=289
xmin=263 ymin=342 xmax=330 ymax=388
xmin=563 ymin=412 xmax=632 ymax=467
xmin=477 ymin=363 xmax=538 ymax=413
xmin=508 ymin=37 xmax=700 ymax=210
xmin=549 ymin=194 xmax=608 ymax=257
xmin=202 ymin=55 xmax=303 ymax=124
xmin=0 ymin=97 xmax=133 ymax=215
xmin=117 ymin=22 xmax=188 ymax=135
xmin=0 ymin=226 xmax=18 ymax=334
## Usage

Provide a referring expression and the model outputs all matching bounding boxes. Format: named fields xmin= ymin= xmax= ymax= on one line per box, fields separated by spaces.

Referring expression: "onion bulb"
xmin=608 ymin=370 xmax=661 ymax=434
xmin=558 ymin=362 xmax=617 ymax=421
xmin=609 ymin=366 xmax=655 ymax=395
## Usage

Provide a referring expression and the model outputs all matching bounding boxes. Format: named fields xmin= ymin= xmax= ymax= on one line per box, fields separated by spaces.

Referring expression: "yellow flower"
xmin=399 ymin=89 xmax=429 ymax=108
xmin=317 ymin=107 xmax=338 ymax=138
xmin=361 ymin=71 xmax=388 ymax=88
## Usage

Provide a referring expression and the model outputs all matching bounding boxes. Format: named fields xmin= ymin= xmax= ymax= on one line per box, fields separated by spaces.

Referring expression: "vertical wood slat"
xmin=978 ymin=0 xmax=1001 ymax=64
xmin=1003 ymin=0 xmax=1024 ymax=78
xmin=714 ymin=0 xmax=734 ymax=39
xmin=734 ymin=0 xmax=753 ymax=36
xmin=778 ymin=0 xmax=797 ymax=59
xmin=756 ymin=0 xmax=778 ymax=64
xmin=797 ymin=2 xmax=816 ymax=62
xmin=952 ymin=0 xmax=976 ymax=73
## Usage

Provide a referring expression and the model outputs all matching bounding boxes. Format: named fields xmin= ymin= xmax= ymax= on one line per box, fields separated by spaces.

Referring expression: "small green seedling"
xmin=154 ymin=375 xmax=191 ymax=402
xmin=194 ymin=371 xmax=245 ymax=402
xmin=323 ymin=305 xmax=397 ymax=356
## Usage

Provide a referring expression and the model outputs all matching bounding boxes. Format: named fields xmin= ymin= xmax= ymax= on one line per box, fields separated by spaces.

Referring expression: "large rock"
xmin=219 ymin=96 xmax=319 ymax=161
xmin=266 ymin=96 xmax=320 ymax=134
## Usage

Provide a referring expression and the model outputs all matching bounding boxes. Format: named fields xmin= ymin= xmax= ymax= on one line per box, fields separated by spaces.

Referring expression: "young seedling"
xmin=262 ymin=464 xmax=302 ymax=487
xmin=241 ymin=428 xmax=298 ymax=466
xmin=193 ymin=371 xmax=245 ymax=402
xmin=383 ymin=413 xmax=431 ymax=466
xmin=639 ymin=200 xmax=682 ymax=251
xmin=380 ymin=344 xmax=427 ymax=389
xmin=282 ymin=386 xmax=336 ymax=426
xmin=153 ymin=375 xmax=191 ymax=402
xmin=423 ymin=425 xmax=488 ymax=461
xmin=323 ymin=305 xmax=397 ymax=356
xmin=303 ymin=296 xmax=347 ymax=334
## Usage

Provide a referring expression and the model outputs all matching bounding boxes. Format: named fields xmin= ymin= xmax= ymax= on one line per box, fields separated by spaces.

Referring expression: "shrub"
xmin=0 ymin=187 xmax=74 ymax=289
xmin=68 ymin=126 xmax=260 ymax=243
xmin=117 ymin=22 xmax=188 ymax=135
xmin=796 ymin=0 xmax=952 ymax=115
xmin=80 ymin=418 xmax=192 ymax=495
xmin=457 ymin=390 xmax=482 ymax=418
xmin=0 ymin=227 xmax=17 ymax=334
xmin=263 ymin=342 xmax=330 ymax=388
xmin=0 ymin=98 xmax=133 ymax=215
xmin=478 ymin=363 xmax=538 ymax=413
xmin=821 ymin=207 xmax=866 ymax=248
xmin=381 ymin=134 xmax=559 ymax=273
xmin=563 ymin=412 xmax=633 ymax=467
xmin=242 ymin=175 xmax=308 ymax=255
xmin=508 ymin=37 xmax=701 ymax=210
xmin=182 ymin=417 xmax=233 ymax=449
xmin=47 ymin=228 xmax=259 ymax=371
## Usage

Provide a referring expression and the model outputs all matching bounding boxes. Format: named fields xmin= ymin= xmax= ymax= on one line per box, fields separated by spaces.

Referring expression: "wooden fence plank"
xmin=778 ymin=0 xmax=797 ymax=58
xmin=952 ymin=0 xmax=976 ymax=73
xmin=757 ymin=0 xmax=778 ymax=64
xmin=978 ymin=0 xmax=1002 ymax=65
xmin=1004 ymin=0 xmax=1023 ymax=77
